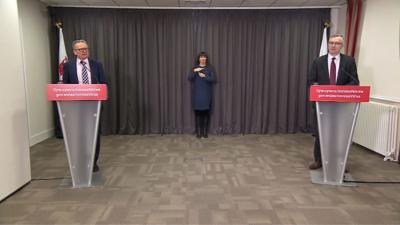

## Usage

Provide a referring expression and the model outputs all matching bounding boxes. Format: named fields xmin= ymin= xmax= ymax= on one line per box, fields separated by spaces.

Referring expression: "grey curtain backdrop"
xmin=50 ymin=8 xmax=329 ymax=135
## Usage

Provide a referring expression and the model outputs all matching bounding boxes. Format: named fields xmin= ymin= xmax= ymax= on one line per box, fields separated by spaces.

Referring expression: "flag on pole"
xmin=319 ymin=27 xmax=328 ymax=56
xmin=58 ymin=27 xmax=68 ymax=83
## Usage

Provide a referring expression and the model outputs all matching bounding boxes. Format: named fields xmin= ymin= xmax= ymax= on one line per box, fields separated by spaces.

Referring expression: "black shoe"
xmin=93 ymin=164 xmax=99 ymax=172
xmin=196 ymin=130 xmax=201 ymax=138
xmin=308 ymin=161 xmax=322 ymax=170
xmin=203 ymin=117 xmax=209 ymax=138
xmin=195 ymin=117 xmax=202 ymax=138
xmin=202 ymin=127 xmax=208 ymax=138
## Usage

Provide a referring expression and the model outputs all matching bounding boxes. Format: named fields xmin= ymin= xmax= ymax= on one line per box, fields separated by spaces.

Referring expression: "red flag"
xmin=58 ymin=28 xmax=68 ymax=83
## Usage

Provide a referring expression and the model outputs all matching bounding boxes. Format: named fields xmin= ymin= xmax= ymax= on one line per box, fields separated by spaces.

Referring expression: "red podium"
xmin=48 ymin=84 xmax=107 ymax=188
xmin=309 ymin=85 xmax=370 ymax=185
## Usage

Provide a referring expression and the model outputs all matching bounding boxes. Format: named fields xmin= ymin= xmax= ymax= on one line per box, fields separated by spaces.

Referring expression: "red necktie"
xmin=330 ymin=57 xmax=336 ymax=85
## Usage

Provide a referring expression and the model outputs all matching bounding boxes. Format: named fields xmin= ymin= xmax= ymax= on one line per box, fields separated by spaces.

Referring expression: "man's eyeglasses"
xmin=328 ymin=42 xmax=343 ymax=46
xmin=74 ymin=48 xmax=89 ymax=52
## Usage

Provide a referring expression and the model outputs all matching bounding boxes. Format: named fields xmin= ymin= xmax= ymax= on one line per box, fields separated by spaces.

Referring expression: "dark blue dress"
xmin=188 ymin=65 xmax=216 ymax=110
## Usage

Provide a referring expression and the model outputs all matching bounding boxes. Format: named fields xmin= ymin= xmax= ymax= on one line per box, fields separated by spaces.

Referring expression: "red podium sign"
xmin=47 ymin=84 xmax=108 ymax=101
xmin=309 ymin=85 xmax=370 ymax=102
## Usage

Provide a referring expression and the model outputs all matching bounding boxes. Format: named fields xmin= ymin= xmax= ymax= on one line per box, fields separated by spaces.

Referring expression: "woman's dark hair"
xmin=196 ymin=51 xmax=208 ymax=65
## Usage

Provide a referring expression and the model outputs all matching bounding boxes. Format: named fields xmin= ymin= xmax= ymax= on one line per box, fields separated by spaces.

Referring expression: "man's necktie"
xmin=81 ymin=61 xmax=89 ymax=84
xmin=330 ymin=57 xmax=336 ymax=85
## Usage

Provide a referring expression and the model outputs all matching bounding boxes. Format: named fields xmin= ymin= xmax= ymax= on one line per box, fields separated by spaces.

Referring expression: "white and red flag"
xmin=319 ymin=27 xmax=328 ymax=56
xmin=58 ymin=27 xmax=68 ymax=83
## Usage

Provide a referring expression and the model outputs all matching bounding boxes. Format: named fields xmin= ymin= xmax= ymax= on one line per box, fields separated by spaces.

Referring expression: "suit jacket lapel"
xmin=322 ymin=55 xmax=329 ymax=80
xmin=337 ymin=53 xmax=345 ymax=84
xmin=89 ymin=59 xmax=98 ymax=84
xmin=72 ymin=58 xmax=78 ymax=83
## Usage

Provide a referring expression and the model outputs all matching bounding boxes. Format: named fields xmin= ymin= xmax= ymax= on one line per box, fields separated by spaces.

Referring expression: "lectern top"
xmin=47 ymin=84 xmax=108 ymax=101
xmin=309 ymin=85 xmax=370 ymax=102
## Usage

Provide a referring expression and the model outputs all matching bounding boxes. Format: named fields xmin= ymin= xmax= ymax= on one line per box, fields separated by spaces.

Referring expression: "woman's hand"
xmin=198 ymin=72 xmax=206 ymax=78
xmin=193 ymin=67 xmax=203 ymax=72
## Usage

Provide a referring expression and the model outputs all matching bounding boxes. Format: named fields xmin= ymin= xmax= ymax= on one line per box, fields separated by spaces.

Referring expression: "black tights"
xmin=195 ymin=110 xmax=210 ymax=138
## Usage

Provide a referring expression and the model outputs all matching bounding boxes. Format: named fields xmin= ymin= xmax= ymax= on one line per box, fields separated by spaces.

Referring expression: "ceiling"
xmin=40 ymin=0 xmax=347 ymax=8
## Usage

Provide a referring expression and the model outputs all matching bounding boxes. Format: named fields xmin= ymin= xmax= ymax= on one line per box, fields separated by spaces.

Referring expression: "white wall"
xmin=0 ymin=0 xmax=31 ymax=201
xmin=357 ymin=0 xmax=400 ymax=102
xmin=18 ymin=0 xmax=54 ymax=146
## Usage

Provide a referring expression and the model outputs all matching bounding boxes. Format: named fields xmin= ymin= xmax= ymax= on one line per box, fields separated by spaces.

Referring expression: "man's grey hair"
xmin=72 ymin=40 xmax=88 ymax=49
xmin=329 ymin=34 xmax=344 ymax=40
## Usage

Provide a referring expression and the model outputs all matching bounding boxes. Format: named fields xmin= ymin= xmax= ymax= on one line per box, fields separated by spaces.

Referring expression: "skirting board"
xmin=30 ymin=128 xmax=54 ymax=146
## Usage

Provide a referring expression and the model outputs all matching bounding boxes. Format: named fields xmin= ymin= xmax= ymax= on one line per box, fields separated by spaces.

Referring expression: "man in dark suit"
xmin=63 ymin=39 xmax=107 ymax=172
xmin=307 ymin=34 xmax=359 ymax=170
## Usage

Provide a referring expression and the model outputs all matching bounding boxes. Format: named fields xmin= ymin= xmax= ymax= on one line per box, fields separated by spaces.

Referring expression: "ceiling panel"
xmin=42 ymin=0 xmax=87 ymax=6
xmin=147 ymin=0 xmax=180 ymax=7
xmin=210 ymin=0 xmax=243 ymax=7
xmin=271 ymin=0 xmax=308 ymax=7
xmin=114 ymin=0 xmax=148 ymax=7
xmin=82 ymin=0 xmax=118 ymax=6
xmin=302 ymin=0 xmax=345 ymax=6
xmin=179 ymin=0 xmax=211 ymax=7
xmin=40 ymin=0 xmax=347 ymax=7
xmin=241 ymin=0 xmax=276 ymax=7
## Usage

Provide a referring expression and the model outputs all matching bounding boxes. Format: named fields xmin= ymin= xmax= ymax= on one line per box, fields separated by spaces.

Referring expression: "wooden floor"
xmin=1 ymin=133 xmax=400 ymax=225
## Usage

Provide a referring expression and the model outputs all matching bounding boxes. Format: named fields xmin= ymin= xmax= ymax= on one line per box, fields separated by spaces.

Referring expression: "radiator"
xmin=353 ymin=101 xmax=400 ymax=161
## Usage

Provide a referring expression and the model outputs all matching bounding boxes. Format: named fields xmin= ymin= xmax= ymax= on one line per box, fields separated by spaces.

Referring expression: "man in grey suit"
xmin=307 ymin=34 xmax=360 ymax=170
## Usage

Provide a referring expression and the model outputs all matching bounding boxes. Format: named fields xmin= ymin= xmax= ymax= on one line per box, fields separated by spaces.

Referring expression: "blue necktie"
xmin=81 ymin=61 xmax=89 ymax=84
